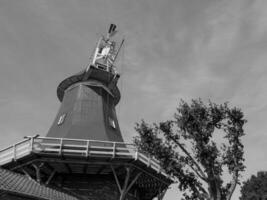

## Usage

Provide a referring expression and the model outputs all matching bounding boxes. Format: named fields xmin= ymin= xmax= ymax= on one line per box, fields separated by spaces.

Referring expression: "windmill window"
xmin=57 ymin=113 xmax=66 ymax=125
xmin=109 ymin=117 xmax=116 ymax=129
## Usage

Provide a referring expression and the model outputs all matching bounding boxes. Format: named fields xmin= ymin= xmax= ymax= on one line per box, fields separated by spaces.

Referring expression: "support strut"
xmin=32 ymin=162 xmax=44 ymax=183
xmin=111 ymin=165 xmax=142 ymax=200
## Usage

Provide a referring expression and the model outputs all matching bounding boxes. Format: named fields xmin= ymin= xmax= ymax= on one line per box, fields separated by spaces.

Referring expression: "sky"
xmin=0 ymin=0 xmax=267 ymax=199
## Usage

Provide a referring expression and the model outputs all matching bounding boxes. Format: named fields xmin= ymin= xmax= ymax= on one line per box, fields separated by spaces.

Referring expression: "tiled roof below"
xmin=0 ymin=168 xmax=80 ymax=200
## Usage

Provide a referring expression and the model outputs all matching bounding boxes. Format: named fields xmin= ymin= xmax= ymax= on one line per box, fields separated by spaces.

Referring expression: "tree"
xmin=134 ymin=99 xmax=246 ymax=200
xmin=240 ymin=171 xmax=267 ymax=200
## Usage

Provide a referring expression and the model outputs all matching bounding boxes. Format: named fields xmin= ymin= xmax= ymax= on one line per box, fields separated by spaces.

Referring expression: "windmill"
xmin=0 ymin=24 xmax=172 ymax=200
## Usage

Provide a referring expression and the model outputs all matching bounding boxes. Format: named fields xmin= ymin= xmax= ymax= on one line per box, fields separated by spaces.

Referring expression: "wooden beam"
xmin=120 ymin=167 xmax=131 ymax=200
xmin=10 ymin=158 xmax=171 ymax=185
xmin=123 ymin=167 xmax=131 ymax=188
xmin=111 ymin=166 xmax=142 ymax=200
xmin=21 ymin=168 xmax=33 ymax=180
xmin=124 ymin=172 xmax=142 ymax=195
xmin=45 ymin=169 xmax=56 ymax=185
xmin=45 ymin=158 xmax=163 ymax=184
xmin=35 ymin=158 xmax=131 ymax=166
xmin=39 ymin=162 xmax=55 ymax=177
xmin=32 ymin=163 xmax=44 ymax=183
xmin=120 ymin=168 xmax=142 ymax=200
xmin=111 ymin=165 xmax=122 ymax=193
xmin=20 ymin=165 xmax=36 ymax=178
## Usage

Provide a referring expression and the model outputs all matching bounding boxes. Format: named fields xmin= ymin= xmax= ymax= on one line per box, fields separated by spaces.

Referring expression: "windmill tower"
xmin=47 ymin=24 xmax=123 ymax=142
xmin=0 ymin=25 xmax=172 ymax=200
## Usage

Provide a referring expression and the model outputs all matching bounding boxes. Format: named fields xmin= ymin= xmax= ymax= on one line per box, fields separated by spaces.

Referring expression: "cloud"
xmin=0 ymin=0 xmax=267 ymax=199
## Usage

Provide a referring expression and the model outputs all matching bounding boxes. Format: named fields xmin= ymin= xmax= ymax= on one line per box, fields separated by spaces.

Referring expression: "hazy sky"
xmin=0 ymin=0 xmax=267 ymax=199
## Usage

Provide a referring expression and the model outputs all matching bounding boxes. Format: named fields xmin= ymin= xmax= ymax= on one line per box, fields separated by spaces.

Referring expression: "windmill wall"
xmin=47 ymin=82 xmax=123 ymax=142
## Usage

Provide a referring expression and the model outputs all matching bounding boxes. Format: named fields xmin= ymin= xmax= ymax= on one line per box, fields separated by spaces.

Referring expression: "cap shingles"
xmin=0 ymin=168 xmax=80 ymax=200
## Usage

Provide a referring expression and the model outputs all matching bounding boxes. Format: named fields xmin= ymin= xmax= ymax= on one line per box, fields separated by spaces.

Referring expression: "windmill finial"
xmin=91 ymin=24 xmax=123 ymax=74
xmin=108 ymin=24 xmax=117 ymax=38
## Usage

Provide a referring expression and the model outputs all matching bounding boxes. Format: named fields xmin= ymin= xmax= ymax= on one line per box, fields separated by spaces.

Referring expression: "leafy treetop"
xmin=134 ymin=99 xmax=246 ymax=200
xmin=240 ymin=171 xmax=267 ymax=200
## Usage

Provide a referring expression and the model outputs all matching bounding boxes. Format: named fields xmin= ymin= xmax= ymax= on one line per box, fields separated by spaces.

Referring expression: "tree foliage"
xmin=240 ymin=172 xmax=267 ymax=200
xmin=134 ymin=99 xmax=246 ymax=200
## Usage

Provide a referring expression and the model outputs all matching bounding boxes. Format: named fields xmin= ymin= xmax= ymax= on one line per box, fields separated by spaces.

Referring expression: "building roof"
xmin=0 ymin=168 xmax=80 ymax=200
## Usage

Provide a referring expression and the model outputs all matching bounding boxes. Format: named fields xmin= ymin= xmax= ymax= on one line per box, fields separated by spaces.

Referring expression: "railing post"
xmin=135 ymin=149 xmax=139 ymax=160
xmin=59 ymin=138 xmax=63 ymax=156
xmin=30 ymin=137 xmax=34 ymax=151
xmin=112 ymin=142 xmax=116 ymax=158
xmin=86 ymin=140 xmax=90 ymax=157
xmin=157 ymin=165 xmax=161 ymax=173
xmin=13 ymin=144 xmax=16 ymax=161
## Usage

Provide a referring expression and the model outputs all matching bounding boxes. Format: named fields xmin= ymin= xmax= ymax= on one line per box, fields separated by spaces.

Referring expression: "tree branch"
xmin=212 ymin=168 xmax=221 ymax=200
xmin=226 ymin=170 xmax=238 ymax=200
xmin=226 ymin=155 xmax=242 ymax=200
xmin=172 ymin=166 xmax=209 ymax=199
xmin=191 ymin=181 xmax=209 ymax=200
xmin=168 ymin=134 xmax=208 ymax=182
xmin=188 ymin=164 xmax=208 ymax=183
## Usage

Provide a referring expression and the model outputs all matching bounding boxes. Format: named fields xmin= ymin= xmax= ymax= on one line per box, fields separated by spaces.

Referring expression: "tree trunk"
xmin=208 ymin=183 xmax=221 ymax=200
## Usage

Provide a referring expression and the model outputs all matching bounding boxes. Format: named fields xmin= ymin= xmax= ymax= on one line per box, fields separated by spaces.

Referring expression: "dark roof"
xmin=0 ymin=168 xmax=80 ymax=200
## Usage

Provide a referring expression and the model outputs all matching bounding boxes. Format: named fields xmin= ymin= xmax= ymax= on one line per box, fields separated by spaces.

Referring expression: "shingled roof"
xmin=0 ymin=168 xmax=80 ymax=200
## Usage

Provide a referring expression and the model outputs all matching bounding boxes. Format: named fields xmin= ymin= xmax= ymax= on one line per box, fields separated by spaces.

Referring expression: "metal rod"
xmin=113 ymin=39 xmax=125 ymax=62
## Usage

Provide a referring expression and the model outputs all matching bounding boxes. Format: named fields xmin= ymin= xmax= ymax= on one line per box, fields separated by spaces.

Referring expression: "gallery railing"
xmin=0 ymin=136 xmax=165 ymax=175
